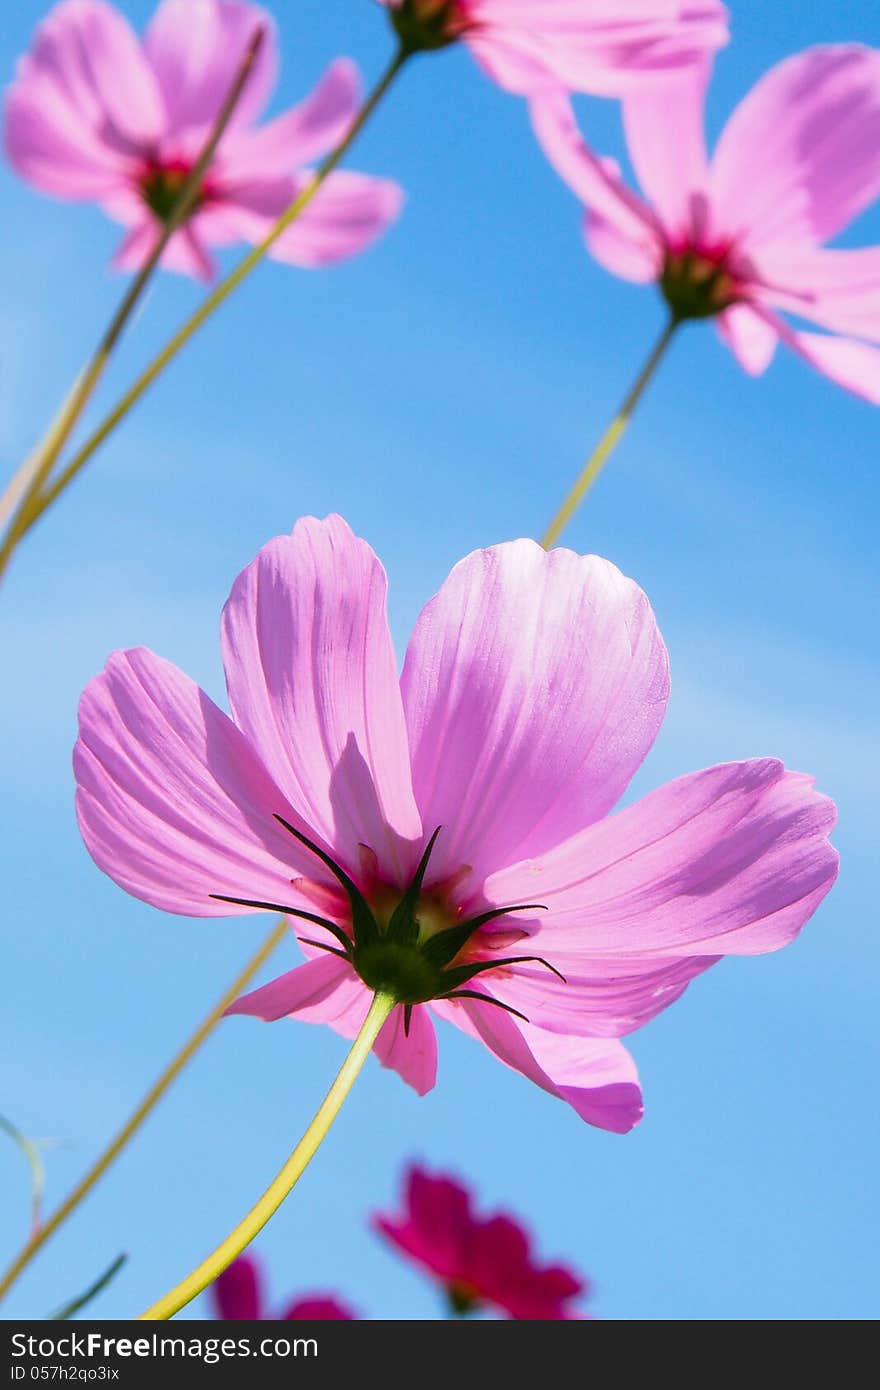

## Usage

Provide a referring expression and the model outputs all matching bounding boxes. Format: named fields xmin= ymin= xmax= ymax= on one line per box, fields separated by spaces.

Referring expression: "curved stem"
xmin=18 ymin=46 xmax=411 ymax=550
xmin=0 ymin=26 xmax=267 ymax=585
xmin=540 ymin=315 xmax=680 ymax=550
xmin=139 ymin=991 xmax=396 ymax=1321
xmin=0 ymin=916 xmax=289 ymax=1305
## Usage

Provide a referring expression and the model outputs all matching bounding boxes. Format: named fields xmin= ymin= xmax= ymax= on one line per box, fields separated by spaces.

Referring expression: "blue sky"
xmin=0 ymin=0 xmax=877 ymax=1321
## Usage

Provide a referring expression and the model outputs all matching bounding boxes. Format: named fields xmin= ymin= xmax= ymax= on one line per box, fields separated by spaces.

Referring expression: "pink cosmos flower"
xmin=211 ymin=1254 xmax=355 ymax=1320
xmin=4 ymin=0 xmax=402 ymax=281
xmin=531 ymin=46 xmax=880 ymax=402
xmin=74 ymin=515 xmax=838 ymax=1135
xmin=380 ymin=2 xmax=728 ymax=96
xmin=375 ymin=1164 xmax=588 ymax=1319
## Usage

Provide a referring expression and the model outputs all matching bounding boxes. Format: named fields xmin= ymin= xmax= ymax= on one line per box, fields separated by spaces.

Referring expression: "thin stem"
xmin=19 ymin=46 xmax=411 ymax=547
xmin=540 ymin=316 xmax=680 ymax=550
xmin=138 ymin=991 xmax=396 ymax=1321
xmin=0 ymin=26 xmax=267 ymax=584
xmin=0 ymin=916 xmax=289 ymax=1305
xmin=0 ymin=1115 xmax=47 ymax=1236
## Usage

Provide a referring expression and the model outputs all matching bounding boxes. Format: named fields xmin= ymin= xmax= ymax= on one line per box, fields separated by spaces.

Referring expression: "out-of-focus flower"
xmin=74 ymin=515 xmax=837 ymax=1134
xmin=4 ymin=0 xmax=402 ymax=280
xmin=211 ymin=1254 xmax=355 ymax=1320
xmin=532 ymin=45 xmax=880 ymax=401
xmin=379 ymin=0 xmax=728 ymax=96
xmin=375 ymin=1164 xmax=588 ymax=1319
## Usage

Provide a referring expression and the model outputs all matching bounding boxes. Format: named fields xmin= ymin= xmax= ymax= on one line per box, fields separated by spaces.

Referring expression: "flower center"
xmin=211 ymin=818 xmax=564 ymax=1033
xmin=447 ymin=1281 xmax=481 ymax=1316
xmin=139 ymin=159 xmax=206 ymax=223
xmin=660 ymin=247 xmax=740 ymax=321
xmin=388 ymin=0 xmax=471 ymax=53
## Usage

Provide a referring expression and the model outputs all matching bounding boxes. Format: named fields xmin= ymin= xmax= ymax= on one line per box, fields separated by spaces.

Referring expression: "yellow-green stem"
xmin=139 ymin=991 xmax=396 ymax=1321
xmin=0 ymin=27 xmax=267 ymax=585
xmin=0 ymin=916 xmax=289 ymax=1305
xmin=20 ymin=46 xmax=410 ymax=547
xmin=540 ymin=316 xmax=679 ymax=550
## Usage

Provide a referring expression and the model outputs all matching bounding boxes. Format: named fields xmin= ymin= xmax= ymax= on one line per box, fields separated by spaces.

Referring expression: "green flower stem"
xmin=540 ymin=315 xmax=680 ymax=549
xmin=15 ymin=45 xmax=411 ymax=556
xmin=138 ymin=991 xmax=396 ymax=1321
xmin=0 ymin=26 xmax=267 ymax=586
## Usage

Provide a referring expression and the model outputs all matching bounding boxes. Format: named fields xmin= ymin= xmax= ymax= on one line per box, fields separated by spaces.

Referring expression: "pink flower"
xmin=73 ymin=515 xmax=837 ymax=1134
xmin=4 ymin=0 xmax=402 ymax=281
xmin=532 ymin=46 xmax=880 ymax=401
xmin=380 ymin=1 xmax=728 ymax=96
xmin=375 ymin=1164 xmax=588 ymax=1319
xmin=211 ymin=1254 xmax=355 ymax=1320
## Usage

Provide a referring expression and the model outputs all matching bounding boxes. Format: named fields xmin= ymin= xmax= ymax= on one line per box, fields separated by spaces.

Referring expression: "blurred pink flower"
xmin=375 ymin=1164 xmax=588 ymax=1319
xmin=532 ymin=45 xmax=880 ymax=401
xmin=380 ymin=0 xmax=728 ymax=96
xmin=4 ymin=0 xmax=402 ymax=280
xmin=212 ymin=1254 xmax=355 ymax=1320
xmin=74 ymin=515 xmax=837 ymax=1134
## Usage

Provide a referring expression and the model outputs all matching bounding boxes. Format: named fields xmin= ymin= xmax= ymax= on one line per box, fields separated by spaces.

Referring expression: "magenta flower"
xmin=4 ymin=0 xmax=402 ymax=280
xmin=74 ymin=515 xmax=837 ymax=1134
xmin=532 ymin=45 xmax=880 ymax=401
xmin=375 ymin=1164 xmax=588 ymax=1319
xmin=211 ymin=1255 xmax=355 ymax=1320
xmin=379 ymin=1 xmax=728 ymax=96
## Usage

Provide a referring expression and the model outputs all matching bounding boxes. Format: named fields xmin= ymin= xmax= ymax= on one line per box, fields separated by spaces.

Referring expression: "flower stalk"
xmin=139 ymin=990 xmax=396 ymax=1320
xmin=0 ymin=26 xmax=267 ymax=586
xmin=10 ymin=45 xmax=411 ymax=560
xmin=540 ymin=315 xmax=680 ymax=549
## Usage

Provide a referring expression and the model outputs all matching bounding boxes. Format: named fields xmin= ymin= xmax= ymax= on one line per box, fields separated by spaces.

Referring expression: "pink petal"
xmin=486 ymin=759 xmax=838 ymax=959
xmin=220 ymin=516 xmax=421 ymax=883
xmin=267 ymin=172 xmax=404 ymax=268
xmin=375 ymin=1167 xmax=471 ymax=1281
xmin=716 ymin=303 xmax=778 ymax=375
xmin=217 ymin=59 xmax=362 ymax=178
xmin=583 ymin=168 xmax=663 ymax=283
xmin=3 ymin=0 xmax=164 ymax=198
xmin=499 ymin=952 xmax=719 ymax=1038
xmin=751 ymin=245 xmax=880 ymax=343
xmin=401 ymin=541 xmax=668 ymax=884
xmin=467 ymin=1 xmax=729 ymax=98
xmin=622 ymin=59 xmax=711 ymax=236
xmin=212 ymin=1256 xmax=263 ymax=1320
xmin=282 ymin=1296 xmax=355 ymax=1320
xmin=762 ymin=314 xmax=880 ymax=405
xmin=74 ymin=647 xmax=320 ymax=917
xmin=112 ymin=217 xmax=216 ymax=281
xmin=372 ymin=1004 xmax=438 ymax=1097
xmin=710 ymin=45 xmax=880 ymax=250
xmin=434 ymin=997 xmax=644 ymax=1134
xmin=144 ymin=0 xmax=277 ymax=135
xmin=227 ymin=956 xmax=364 ymax=1024
xmin=531 ymin=91 xmax=659 ymax=249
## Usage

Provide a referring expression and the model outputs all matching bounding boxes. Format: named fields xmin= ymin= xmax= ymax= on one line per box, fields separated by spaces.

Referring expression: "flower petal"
xmin=267 ymin=172 xmax=404 ymax=268
xmin=221 ymin=516 xmax=421 ymax=884
xmin=752 ymin=245 xmax=880 ymax=343
xmin=716 ymin=302 xmax=778 ymax=375
xmin=486 ymin=759 xmax=838 ymax=959
xmin=212 ymin=1256 xmax=262 ymax=1320
xmin=401 ymin=541 xmax=668 ymax=884
xmin=434 ymin=996 xmax=643 ymax=1134
xmin=622 ymin=59 xmax=711 ymax=236
xmin=710 ymin=45 xmax=880 ymax=249
xmin=3 ymin=0 xmax=164 ymax=197
xmin=144 ymin=0 xmax=277 ymax=134
xmin=226 ymin=956 xmax=363 ymax=1023
xmin=217 ymin=59 xmax=361 ymax=178
xmin=74 ymin=647 xmax=317 ymax=916
xmin=467 ymin=1 xmax=728 ymax=98
xmin=372 ymin=1004 xmax=438 ymax=1097
xmin=531 ymin=91 xmax=659 ymax=248
xmin=498 ymin=952 xmax=719 ymax=1038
